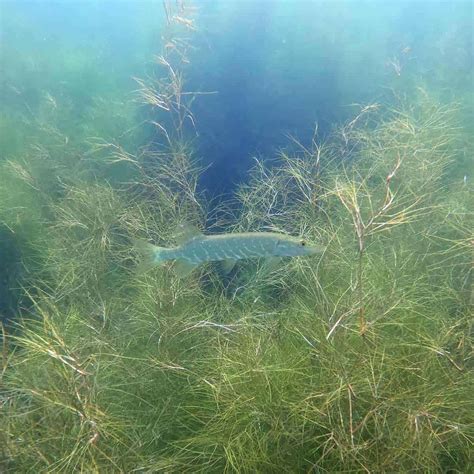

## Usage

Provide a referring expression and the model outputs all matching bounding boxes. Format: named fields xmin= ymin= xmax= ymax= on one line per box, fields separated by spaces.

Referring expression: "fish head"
xmin=274 ymin=236 xmax=323 ymax=257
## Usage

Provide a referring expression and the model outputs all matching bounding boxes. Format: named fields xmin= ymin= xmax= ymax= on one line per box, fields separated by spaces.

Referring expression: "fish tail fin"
xmin=131 ymin=238 xmax=167 ymax=274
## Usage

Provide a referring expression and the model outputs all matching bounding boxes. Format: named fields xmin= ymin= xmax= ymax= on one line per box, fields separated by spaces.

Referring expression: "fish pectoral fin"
xmin=262 ymin=256 xmax=282 ymax=272
xmin=173 ymin=259 xmax=200 ymax=278
xmin=220 ymin=258 xmax=237 ymax=274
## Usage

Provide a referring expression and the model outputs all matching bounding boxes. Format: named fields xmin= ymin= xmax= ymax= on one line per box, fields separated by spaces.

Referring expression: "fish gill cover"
xmin=0 ymin=1 xmax=472 ymax=472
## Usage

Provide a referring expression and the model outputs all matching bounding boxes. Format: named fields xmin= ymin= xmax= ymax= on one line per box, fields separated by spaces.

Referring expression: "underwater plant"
xmin=2 ymin=87 xmax=472 ymax=473
xmin=1 ymin=2 xmax=472 ymax=472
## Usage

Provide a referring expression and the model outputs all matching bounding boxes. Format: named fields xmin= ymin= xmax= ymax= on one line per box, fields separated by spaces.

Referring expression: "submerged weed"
xmin=0 ymin=52 xmax=472 ymax=474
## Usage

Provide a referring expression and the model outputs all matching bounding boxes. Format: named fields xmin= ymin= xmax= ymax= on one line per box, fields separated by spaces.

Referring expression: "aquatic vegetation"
xmin=1 ymin=2 xmax=472 ymax=471
xmin=1 ymin=87 xmax=472 ymax=473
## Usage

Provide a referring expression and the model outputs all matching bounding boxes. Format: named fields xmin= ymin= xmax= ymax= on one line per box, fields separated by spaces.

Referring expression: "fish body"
xmin=134 ymin=228 xmax=322 ymax=277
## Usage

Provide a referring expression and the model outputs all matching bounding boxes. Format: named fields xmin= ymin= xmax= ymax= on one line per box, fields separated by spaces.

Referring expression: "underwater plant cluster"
xmin=0 ymin=1 xmax=472 ymax=472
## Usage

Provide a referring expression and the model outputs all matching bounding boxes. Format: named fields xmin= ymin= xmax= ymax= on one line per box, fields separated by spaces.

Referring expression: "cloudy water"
xmin=0 ymin=1 xmax=472 ymax=472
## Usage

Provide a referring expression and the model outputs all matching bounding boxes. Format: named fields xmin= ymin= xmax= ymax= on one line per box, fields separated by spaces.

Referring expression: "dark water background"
xmin=1 ymin=0 xmax=472 ymax=195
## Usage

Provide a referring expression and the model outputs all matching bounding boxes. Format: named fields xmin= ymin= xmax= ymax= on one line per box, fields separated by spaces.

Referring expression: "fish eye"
xmin=300 ymin=240 xmax=306 ymax=246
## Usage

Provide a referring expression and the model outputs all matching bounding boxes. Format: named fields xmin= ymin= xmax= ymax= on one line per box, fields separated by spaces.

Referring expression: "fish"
xmin=133 ymin=224 xmax=323 ymax=277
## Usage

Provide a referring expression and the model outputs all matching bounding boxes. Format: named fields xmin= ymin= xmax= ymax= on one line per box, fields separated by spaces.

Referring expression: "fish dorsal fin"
xmin=221 ymin=258 xmax=237 ymax=274
xmin=174 ymin=223 xmax=203 ymax=245
xmin=173 ymin=259 xmax=200 ymax=278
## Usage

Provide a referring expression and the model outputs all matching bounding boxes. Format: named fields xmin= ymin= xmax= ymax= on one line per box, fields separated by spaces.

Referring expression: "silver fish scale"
xmin=149 ymin=231 xmax=321 ymax=270
xmin=182 ymin=235 xmax=271 ymax=262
